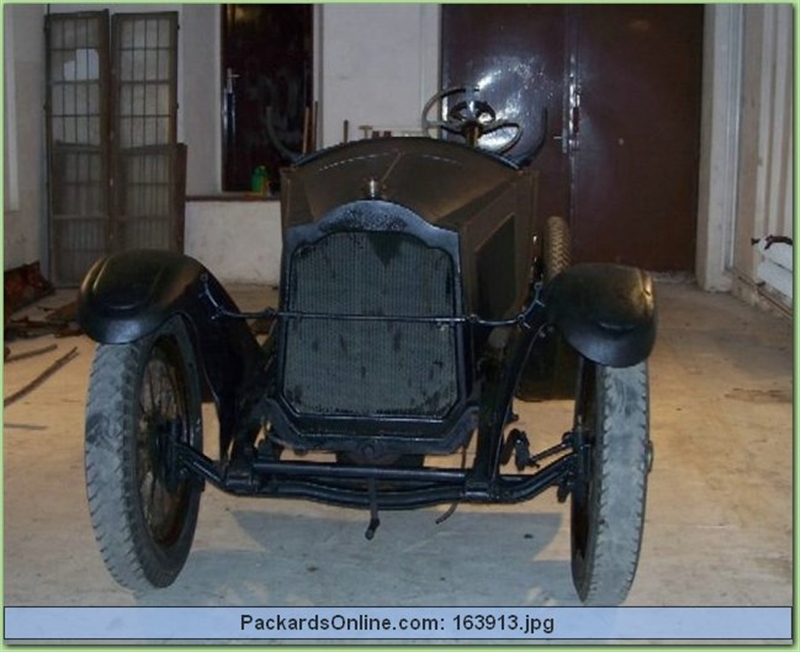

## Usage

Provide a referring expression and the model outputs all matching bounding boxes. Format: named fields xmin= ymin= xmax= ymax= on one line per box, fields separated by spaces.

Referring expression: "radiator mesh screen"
xmin=283 ymin=231 xmax=459 ymax=418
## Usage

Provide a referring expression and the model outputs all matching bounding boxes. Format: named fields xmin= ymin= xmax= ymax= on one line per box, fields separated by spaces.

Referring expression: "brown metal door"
xmin=441 ymin=5 xmax=570 ymax=225
xmin=441 ymin=5 xmax=703 ymax=271
xmin=573 ymin=6 xmax=703 ymax=269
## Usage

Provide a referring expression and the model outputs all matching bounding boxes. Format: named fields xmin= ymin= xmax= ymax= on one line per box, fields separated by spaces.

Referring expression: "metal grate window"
xmin=116 ymin=144 xmax=186 ymax=251
xmin=48 ymin=16 xmax=106 ymax=146
xmin=45 ymin=11 xmax=183 ymax=286
xmin=45 ymin=11 xmax=110 ymax=286
xmin=113 ymin=14 xmax=177 ymax=149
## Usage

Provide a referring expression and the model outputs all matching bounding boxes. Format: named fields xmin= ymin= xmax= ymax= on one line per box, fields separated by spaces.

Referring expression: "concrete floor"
xmin=3 ymin=281 xmax=793 ymax=629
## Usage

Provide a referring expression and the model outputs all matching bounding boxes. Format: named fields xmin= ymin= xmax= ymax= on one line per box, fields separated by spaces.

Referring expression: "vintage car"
xmin=77 ymin=88 xmax=656 ymax=605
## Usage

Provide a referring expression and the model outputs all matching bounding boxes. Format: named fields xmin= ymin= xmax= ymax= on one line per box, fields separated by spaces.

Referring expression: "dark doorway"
xmin=442 ymin=5 xmax=703 ymax=271
xmin=221 ymin=5 xmax=313 ymax=193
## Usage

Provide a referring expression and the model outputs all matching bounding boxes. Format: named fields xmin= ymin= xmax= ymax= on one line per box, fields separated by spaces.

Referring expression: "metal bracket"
xmin=365 ymin=479 xmax=381 ymax=540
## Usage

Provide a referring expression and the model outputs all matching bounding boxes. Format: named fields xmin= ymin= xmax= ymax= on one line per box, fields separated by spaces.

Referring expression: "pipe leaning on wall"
xmin=754 ymin=237 xmax=793 ymax=301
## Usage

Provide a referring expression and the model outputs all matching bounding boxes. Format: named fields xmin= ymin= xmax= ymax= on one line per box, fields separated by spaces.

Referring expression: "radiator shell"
xmin=283 ymin=230 xmax=459 ymax=418
xmin=272 ymin=200 xmax=475 ymax=454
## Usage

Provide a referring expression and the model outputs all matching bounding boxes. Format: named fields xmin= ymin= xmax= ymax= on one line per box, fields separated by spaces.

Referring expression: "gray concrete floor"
xmin=3 ymin=282 xmax=793 ymax=616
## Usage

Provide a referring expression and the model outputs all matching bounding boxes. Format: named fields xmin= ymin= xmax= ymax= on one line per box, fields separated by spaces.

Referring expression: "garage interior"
xmin=3 ymin=2 xmax=794 ymax=639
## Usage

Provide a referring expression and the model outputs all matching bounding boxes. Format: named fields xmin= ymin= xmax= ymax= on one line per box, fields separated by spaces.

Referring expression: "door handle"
xmin=225 ymin=67 xmax=239 ymax=95
xmin=569 ymin=91 xmax=581 ymax=149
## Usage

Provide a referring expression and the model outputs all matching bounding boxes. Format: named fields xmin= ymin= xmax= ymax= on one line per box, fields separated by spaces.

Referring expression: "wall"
xmin=184 ymin=200 xmax=281 ymax=284
xmin=5 ymin=4 xmax=792 ymax=301
xmin=3 ymin=5 xmax=46 ymax=269
xmin=179 ymin=3 xmax=441 ymax=284
xmin=178 ymin=4 xmax=441 ymax=184
xmin=317 ymin=4 xmax=440 ymax=147
xmin=731 ymin=4 xmax=794 ymax=311
xmin=2 ymin=4 xmax=440 ymax=280
xmin=180 ymin=5 xmax=220 ymax=194
xmin=697 ymin=4 xmax=794 ymax=312
xmin=695 ymin=5 xmax=741 ymax=293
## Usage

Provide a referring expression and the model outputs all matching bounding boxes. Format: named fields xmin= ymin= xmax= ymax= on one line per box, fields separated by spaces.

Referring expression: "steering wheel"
xmin=421 ymin=86 xmax=523 ymax=153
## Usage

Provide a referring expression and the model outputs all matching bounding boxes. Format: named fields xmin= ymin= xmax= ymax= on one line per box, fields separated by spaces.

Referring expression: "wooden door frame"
xmin=696 ymin=5 xmax=742 ymax=292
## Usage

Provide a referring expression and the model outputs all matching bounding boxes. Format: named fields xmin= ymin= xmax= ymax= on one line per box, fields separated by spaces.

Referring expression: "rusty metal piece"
xmin=5 ymin=316 xmax=82 ymax=341
xmin=4 ymin=261 xmax=55 ymax=318
xmin=4 ymin=346 xmax=79 ymax=407
xmin=5 ymin=343 xmax=59 ymax=364
xmin=5 ymin=300 xmax=81 ymax=341
xmin=42 ymin=299 xmax=78 ymax=323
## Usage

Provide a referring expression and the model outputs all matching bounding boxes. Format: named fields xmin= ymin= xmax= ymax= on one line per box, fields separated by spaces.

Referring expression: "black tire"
xmin=515 ymin=215 xmax=574 ymax=401
xmin=570 ymin=359 xmax=650 ymax=605
xmin=84 ymin=316 xmax=202 ymax=590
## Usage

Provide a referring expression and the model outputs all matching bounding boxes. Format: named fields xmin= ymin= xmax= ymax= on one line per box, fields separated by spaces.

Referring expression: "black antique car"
xmin=77 ymin=88 xmax=656 ymax=605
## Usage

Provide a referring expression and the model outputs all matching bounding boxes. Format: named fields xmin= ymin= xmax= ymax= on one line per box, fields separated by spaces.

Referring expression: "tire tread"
xmin=575 ymin=361 xmax=650 ymax=605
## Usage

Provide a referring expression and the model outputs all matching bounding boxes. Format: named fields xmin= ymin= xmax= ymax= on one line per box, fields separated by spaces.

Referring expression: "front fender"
xmin=77 ymin=250 xmax=266 ymax=457
xmin=78 ymin=249 xmax=208 ymax=343
xmin=543 ymin=263 xmax=656 ymax=368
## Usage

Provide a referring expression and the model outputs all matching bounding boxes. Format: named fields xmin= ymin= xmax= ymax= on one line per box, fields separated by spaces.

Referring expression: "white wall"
xmin=731 ymin=4 xmax=794 ymax=311
xmin=180 ymin=5 xmax=220 ymax=194
xmin=695 ymin=5 xmax=742 ymax=293
xmin=696 ymin=4 xmax=793 ymax=312
xmin=318 ymin=4 xmax=440 ymax=146
xmin=3 ymin=5 xmax=46 ymax=269
xmin=185 ymin=200 xmax=281 ymax=284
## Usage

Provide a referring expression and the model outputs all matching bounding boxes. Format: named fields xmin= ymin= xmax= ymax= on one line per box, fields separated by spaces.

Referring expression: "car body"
xmin=77 ymin=91 xmax=656 ymax=605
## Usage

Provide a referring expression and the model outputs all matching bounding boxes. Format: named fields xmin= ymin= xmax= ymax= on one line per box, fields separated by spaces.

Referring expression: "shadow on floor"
xmin=134 ymin=508 xmax=577 ymax=607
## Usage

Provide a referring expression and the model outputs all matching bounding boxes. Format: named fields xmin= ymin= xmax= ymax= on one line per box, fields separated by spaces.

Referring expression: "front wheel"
xmin=570 ymin=359 xmax=651 ymax=605
xmin=84 ymin=316 xmax=203 ymax=590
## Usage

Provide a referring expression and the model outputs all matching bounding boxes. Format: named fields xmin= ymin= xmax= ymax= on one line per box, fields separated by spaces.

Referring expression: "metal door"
xmin=442 ymin=5 xmax=703 ymax=271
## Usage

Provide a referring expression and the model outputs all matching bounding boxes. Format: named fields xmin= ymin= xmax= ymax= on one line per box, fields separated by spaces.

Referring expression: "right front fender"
xmin=542 ymin=263 xmax=657 ymax=368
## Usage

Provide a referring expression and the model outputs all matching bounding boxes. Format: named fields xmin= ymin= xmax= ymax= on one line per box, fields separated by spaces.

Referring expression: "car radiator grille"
xmin=282 ymin=230 xmax=459 ymax=419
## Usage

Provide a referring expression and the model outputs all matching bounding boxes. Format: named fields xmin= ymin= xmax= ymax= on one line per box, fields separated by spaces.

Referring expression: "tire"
xmin=570 ymin=359 xmax=650 ymax=605
xmin=84 ymin=316 xmax=203 ymax=590
xmin=543 ymin=215 xmax=571 ymax=281
xmin=515 ymin=215 xmax=574 ymax=401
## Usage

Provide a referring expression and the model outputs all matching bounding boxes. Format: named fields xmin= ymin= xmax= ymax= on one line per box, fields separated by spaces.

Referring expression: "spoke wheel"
xmin=85 ymin=317 xmax=202 ymax=590
xmin=570 ymin=358 xmax=650 ymax=605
